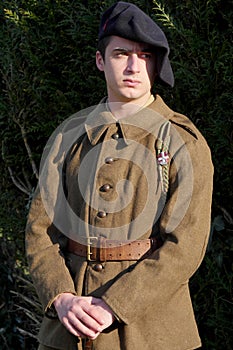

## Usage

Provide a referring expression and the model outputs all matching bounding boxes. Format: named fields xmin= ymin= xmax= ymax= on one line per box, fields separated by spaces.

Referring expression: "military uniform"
xmin=26 ymin=95 xmax=213 ymax=350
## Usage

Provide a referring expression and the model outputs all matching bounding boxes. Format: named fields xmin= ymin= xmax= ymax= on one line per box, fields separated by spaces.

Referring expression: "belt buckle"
xmin=86 ymin=237 xmax=98 ymax=261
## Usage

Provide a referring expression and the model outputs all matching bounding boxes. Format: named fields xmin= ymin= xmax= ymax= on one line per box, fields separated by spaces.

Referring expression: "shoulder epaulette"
xmin=170 ymin=119 xmax=198 ymax=140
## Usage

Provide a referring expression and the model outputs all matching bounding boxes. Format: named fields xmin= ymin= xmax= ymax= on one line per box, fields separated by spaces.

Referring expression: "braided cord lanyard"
xmin=156 ymin=121 xmax=171 ymax=194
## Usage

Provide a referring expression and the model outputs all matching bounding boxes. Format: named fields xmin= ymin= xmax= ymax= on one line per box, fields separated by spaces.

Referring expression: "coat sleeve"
xmin=25 ymin=133 xmax=77 ymax=313
xmin=101 ymin=125 xmax=214 ymax=324
xmin=25 ymin=113 xmax=88 ymax=312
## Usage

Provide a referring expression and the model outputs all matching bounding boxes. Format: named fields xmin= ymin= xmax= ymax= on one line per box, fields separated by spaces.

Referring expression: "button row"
xmin=98 ymin=152 xmax=117 ymax=220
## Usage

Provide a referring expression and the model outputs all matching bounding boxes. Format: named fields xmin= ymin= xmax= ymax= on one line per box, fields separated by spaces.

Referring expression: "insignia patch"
xmin=157 ymin=151 xmax=169 ymax=166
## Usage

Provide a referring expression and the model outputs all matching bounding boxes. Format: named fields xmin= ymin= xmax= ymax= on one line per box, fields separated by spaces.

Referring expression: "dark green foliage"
xmin=152 ymin=0 xmax=233 ymax=213
xmin=0 ymin=0 xmax=232 ymax=349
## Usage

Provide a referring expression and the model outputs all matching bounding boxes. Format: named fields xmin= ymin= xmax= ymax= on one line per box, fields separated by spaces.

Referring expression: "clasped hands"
xmin=53 ymin=293 xmax=115 ymax=339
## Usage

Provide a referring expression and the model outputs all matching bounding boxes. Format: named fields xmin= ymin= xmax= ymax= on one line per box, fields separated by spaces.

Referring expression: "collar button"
xmin=105 ymin=157 xmax=114 ymax=164
xmin=112 ymin=133 xmax=120 ymax=140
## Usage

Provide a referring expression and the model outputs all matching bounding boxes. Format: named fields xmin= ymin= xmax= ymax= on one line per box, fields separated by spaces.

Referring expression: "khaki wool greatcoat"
xmin=25 ymin=95 xmax=213 ymax=350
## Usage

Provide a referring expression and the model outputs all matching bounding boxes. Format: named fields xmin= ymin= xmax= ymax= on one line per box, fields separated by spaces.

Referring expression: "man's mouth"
xmin=123 ymin=79 xmax=141 ymax=87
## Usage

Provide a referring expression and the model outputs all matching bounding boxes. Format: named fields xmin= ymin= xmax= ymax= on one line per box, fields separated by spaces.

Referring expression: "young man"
xmin=26 ymin=2 xmax=213 ymax=350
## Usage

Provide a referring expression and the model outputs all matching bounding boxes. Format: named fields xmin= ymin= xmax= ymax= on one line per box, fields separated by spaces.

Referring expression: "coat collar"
xmin=85 ymin=95 xmax=173 ymax=145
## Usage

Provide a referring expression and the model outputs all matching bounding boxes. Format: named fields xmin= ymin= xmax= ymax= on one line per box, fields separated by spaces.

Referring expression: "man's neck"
xmin=107 ymin=95 xmax=154 ymax=120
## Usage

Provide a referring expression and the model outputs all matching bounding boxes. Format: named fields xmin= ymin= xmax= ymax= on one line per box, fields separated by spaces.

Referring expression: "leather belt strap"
xmin=83 ymin=338 xmax=93 ymax=350
xmin=67 ymin=237 xmax=161 ymax=262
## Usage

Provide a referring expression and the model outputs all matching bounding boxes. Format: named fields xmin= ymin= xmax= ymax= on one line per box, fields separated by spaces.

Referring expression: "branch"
xmin=22 ymin=167 xmax=33 ymax=192
xmin=220 ymin=207 xmax=233 ymax=226
xmin=152 ymin=1 xmax=176 ymax=29
xmin=13 ymin=110 xmax=39 ymax=180
xmin=7 ymin=166 xmax=31 ymax=195
xmin=20 ymin=125 xmax=39 ymax=179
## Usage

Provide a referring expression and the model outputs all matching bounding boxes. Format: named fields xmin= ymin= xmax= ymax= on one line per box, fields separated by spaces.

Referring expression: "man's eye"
xmin=115 ymin=51 xmax=128 ymax=57
xmin=139 ymin=53 xmax=152 ymax=59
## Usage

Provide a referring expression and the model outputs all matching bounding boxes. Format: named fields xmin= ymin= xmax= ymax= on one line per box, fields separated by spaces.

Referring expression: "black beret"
xmin=98 ymin=1 xmax=174 ymax=87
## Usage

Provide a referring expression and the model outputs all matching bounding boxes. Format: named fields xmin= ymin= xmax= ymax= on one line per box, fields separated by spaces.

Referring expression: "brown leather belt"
xmin=83 ymin=338 xmax=93 ymax=350
xmin=67 ymin=237 xmax=161 ymax=262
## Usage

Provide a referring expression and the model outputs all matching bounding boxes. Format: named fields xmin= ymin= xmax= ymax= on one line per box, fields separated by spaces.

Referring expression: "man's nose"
xmin=127 ymin=54 xmax=140 ymax=73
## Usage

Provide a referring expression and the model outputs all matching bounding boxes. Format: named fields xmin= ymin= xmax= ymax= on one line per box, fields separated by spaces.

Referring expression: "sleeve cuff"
xmin=45 ymin=291 xmax=77 ymax=319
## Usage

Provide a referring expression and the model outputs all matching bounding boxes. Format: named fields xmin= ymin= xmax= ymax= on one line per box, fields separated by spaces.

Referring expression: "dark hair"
xmin=97 ymin=36 xmax=112 ymax=61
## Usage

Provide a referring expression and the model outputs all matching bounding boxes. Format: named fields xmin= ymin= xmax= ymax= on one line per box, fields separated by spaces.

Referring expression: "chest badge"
xmin=156 ymin=121 xmax=171 ymax=194
xmin=157 ymin=151 xmax=169 ymax=166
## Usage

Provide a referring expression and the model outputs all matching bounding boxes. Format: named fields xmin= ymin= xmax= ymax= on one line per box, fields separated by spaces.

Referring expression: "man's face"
xmin=96 ymin=36 xmax=157 ymax=104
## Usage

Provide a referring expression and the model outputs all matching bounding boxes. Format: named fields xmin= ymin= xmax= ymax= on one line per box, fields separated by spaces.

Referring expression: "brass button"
xmin=100 ymin=184 xmax=111 ymax=192
xmin=105 ymin=157 xmax=114 ymax=164
xmin=112 ymin=133 xmax=119 ymax=140
xmin=97 ymin=211 xmax=107 ymax=218
xmin=93 ymin=264 xmax=103 ymax=272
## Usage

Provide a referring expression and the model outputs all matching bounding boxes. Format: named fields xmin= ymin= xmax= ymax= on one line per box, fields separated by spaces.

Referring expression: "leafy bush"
xmin=0 ymin=0 xmax=232 ymax=349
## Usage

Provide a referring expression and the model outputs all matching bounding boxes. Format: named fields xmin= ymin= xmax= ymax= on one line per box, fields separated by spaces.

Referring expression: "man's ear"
xmin=96 ymin=51 xmax=105 ymax=71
